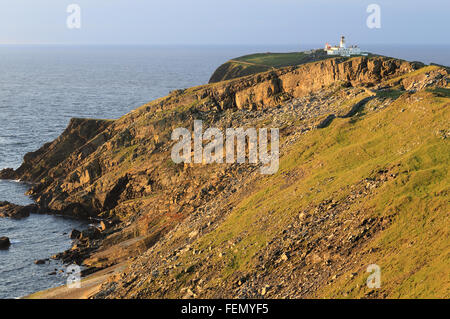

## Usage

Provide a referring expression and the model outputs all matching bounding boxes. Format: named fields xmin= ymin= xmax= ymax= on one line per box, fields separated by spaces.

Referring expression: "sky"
xmin=0 ymin=0 xmax=448 ymax=45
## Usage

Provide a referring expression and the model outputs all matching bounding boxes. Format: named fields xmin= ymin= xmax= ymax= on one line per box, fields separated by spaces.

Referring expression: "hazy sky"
xmin=0 ymin=0 xmax=448 ymax=45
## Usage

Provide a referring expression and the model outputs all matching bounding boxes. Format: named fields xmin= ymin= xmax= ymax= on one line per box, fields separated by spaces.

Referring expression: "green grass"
xmin=235 ymin=52 xmax=307 ymax=67
xmin=234 ymin=51 xmax=331 ymax=68
xmin=427 ymin=87 xmax=450 ymax=98
xmin=376 ymin=89 xmax=405 ymax=100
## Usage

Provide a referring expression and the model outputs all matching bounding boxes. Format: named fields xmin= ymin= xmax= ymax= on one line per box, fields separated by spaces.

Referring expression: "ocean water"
xmin=0 ymin=44 xmax=448 ymax=299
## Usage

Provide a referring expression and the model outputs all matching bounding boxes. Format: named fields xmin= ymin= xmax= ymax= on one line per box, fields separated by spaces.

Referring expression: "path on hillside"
xmin=229 ymin=59 xmax=277 ymax=71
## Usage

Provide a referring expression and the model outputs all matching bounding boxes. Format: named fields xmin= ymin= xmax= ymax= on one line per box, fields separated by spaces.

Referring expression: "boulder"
xmin=69 ymin=229 xmax=82 ymax=240
xmin=98 ymin=220 xmax=114 ymax=231
xmin=81 ymin=227 xmax=102 ymax=240
xmin=0 ymin=168 xmax=16 ymax=180
xmin=15 ymin=204 xmax=38 ymax=218
xmin=0 ymin=237 xmax=11 ymax=249
xmin=0 ymin=201 xmax=38 ymax=219
xmin=99 ymin=221 xmax=107 ymax=231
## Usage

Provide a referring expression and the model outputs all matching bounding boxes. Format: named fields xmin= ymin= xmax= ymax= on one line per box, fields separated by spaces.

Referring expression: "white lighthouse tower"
xmin=340 ymin=36 xmax=346 ymax=48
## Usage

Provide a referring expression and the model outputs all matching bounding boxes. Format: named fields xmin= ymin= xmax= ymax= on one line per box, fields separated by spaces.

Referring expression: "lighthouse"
xmin=324 ymin=36 xmax=366 ymax=57
xmin=340 ymin=36 xmax=346 ymax=48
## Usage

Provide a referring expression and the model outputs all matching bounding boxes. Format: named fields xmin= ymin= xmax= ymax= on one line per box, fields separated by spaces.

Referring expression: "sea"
xmin=0 ymin=44 xmax=448 ymax=299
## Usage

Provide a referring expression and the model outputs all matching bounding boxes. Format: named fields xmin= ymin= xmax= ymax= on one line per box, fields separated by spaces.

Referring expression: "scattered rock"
xmin=81 ymin=227 xmax=102 ymax=240
xmin=0 ymin=237 xmax=11 ymax=249
xmin=99 ymin=221 xmax=108 ymax=231
xmin=69 ymin=229 xmax=82 ymax=240
xmin=261 ymin=285 xmax=270 ymax=296
xmin=188 ymin=230 xmax=199 ymax=239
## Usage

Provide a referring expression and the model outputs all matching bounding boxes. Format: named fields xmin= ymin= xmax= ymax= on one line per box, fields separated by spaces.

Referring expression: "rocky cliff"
xmin=3 ymin=56 xmax=449 ymax=299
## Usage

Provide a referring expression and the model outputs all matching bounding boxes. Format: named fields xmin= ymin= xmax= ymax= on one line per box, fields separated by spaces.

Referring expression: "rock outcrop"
xmin=0 ymin=201 xmax=38 ymax=219
xmin=0 ymin=118 xmax=112 ymax=182
xmin=0 ymin=168 xmax=15 ymax=180
xmin=203 ymin=56 xmax=421 ymax=110
xmin=0 ymin=237 xmax=11 ymax=249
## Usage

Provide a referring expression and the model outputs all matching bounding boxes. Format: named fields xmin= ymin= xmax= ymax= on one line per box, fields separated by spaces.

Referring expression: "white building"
xmin=324 ymin=36 xmax=367 ymax=57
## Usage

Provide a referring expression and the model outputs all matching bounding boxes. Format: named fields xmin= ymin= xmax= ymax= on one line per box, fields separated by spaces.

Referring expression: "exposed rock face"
xmin=1 ymin=118 xmax=112 ymax=182
xmin=0 ymin=237 xmax=11 ymax=249
xmin=209 ymin=60 xmax=270 ymax=84
xmin=0 ymin=201 xmax=38 ymax=219
xmin=203 ymin=57 xmax=420 ymax=110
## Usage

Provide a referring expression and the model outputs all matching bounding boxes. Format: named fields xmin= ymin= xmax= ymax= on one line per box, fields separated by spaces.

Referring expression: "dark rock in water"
xmin=0 ymin=237 xmax=11 ymax=249
xmin=16 ymin=204 xmax=38 ymax=217
xmin=0 ymin=168 xmax=16 ymax=180
xmin=0 ymin=201 xmax=38 ymax=219
xmin=34 ymin=259 xmax=48 ymax=265
xmin=70 ymin=229 xmax=82 ymax=240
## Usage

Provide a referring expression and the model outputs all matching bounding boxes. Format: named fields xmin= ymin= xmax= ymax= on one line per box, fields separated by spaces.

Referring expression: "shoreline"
xmin=24 ymin=262 xmax=128 ymax=299
xmin=0 ymin=179 xmax=104 ymax=299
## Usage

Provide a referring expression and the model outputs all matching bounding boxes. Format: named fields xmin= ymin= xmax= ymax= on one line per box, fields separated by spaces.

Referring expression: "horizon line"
xmin=1 ymin=42 xmax=449 ymax=47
